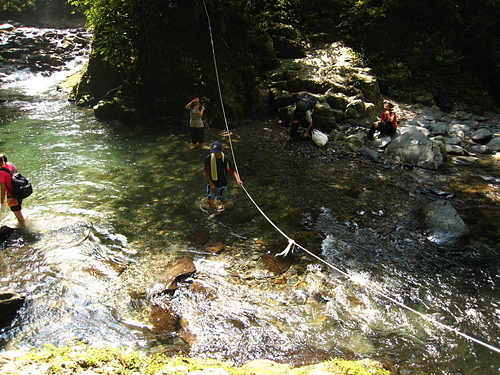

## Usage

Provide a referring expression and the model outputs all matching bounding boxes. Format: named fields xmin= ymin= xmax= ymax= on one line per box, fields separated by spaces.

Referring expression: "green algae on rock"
xmin=0 ymin=344 xmax=391 ymax=375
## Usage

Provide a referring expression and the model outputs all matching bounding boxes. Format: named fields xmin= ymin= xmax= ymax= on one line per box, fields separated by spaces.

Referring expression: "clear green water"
xmin=0 ymin=60 xmax=499 ymax=374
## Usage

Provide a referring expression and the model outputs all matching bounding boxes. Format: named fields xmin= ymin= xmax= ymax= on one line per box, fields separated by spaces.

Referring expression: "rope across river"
xmin=201 ymin=0 xmax=500 ymax=356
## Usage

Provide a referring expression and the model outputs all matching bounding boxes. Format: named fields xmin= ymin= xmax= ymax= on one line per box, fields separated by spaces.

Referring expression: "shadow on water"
xmin=0 ymin=58 xmax=499 ymax=374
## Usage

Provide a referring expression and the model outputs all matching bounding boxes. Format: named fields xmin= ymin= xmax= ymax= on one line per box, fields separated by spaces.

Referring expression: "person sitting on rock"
xmin=367 ymin=102 xmax=397 ymax=140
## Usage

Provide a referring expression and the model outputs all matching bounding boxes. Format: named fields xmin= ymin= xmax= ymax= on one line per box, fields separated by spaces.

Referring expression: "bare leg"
xmin=13 ymin=210 xmax=25 ymax=224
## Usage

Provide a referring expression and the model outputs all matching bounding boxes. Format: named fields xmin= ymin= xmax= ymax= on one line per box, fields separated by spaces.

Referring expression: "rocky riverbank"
xmin=0 ymin=22 xmax=90 ymax=80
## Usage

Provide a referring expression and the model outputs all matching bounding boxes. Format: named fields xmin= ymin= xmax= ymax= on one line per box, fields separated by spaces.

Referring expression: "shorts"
xmin=7 ymin=196 xmax=23 ymax=212
xmin=206 ymin=185 xmax=227 ymax=201
xmin=190 ymin=127 xmax=204 ymax=144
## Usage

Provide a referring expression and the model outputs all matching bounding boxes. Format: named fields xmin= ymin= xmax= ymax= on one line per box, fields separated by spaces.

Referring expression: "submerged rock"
xmin=419 ymin=200 xmax=470 ymax=245
xmin=148 ymin=303 xmax=180 ymax=335
xmin=257 ymin=241 xmax=295 ymax=276
xmin=0 ymin=292 xmax=25 ymax=327
xmin=147 ymin=257 xmax=196 ymax=297
xmin=0 ymin=225 xmax=15 ymax=245
xmin=185 ymin=228 xmax=210 ymax=245
xmin=205 ymin=238 xmax=226 ymax=254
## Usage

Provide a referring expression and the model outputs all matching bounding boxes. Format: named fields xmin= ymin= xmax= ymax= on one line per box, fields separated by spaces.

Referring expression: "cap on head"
xmin=210 ymin=142 xmax=223 ymax=153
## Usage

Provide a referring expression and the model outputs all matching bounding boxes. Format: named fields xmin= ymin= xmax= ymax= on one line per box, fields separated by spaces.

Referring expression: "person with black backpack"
xmin=0 ymin=154 xmax=26 ymax=224
xmin=289 ymin=93 xmax=317 ymax=139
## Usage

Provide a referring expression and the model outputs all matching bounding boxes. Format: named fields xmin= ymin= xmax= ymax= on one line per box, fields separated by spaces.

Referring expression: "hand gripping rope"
xmin=201 ymin=0 xmax=500 ymax=356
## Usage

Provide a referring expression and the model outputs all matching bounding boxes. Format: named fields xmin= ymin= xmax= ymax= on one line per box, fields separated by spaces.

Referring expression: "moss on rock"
xmin=0 ymin=343 xmax=391 ymax=375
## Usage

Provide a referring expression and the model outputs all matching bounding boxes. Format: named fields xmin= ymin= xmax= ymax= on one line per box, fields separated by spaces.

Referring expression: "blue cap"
xmin=210 ymin=142 xmax=223 ymax=153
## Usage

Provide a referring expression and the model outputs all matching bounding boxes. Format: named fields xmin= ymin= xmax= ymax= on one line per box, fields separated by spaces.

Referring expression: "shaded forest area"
xmin=2 ymin=0 xmax=500 ymax=119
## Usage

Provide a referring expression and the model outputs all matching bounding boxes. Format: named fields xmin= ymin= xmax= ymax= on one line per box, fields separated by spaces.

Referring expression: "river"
xmin=0 ymin=29 xmax=499 ymax=374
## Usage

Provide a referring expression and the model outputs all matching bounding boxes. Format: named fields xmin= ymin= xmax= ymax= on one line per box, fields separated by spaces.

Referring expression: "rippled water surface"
xmin=0 ymin=47 xmax=499 ymax=374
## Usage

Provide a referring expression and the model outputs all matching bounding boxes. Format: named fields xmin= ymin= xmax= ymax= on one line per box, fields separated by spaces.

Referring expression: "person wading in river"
xmin=185 ymin=97 xmax=205 ymax=148
xmin=0 ymin=154 xmax=25 ymax=225
xmin=204 ymin=141 xmax=243 ymax=217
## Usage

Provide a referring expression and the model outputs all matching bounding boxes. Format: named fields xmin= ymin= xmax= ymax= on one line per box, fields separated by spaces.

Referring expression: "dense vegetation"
xmin=0 ymin=0 xmax=82 ymax=26
xmin=3 ymin=0 xmax=499 ymax=119
xmin=341 ymin=0 xmax=500 ymax=108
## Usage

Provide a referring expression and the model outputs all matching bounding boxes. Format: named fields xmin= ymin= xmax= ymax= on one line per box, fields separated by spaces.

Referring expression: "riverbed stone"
xmin=325 ymin=91 xmax=348 ymax=111
xmin=0 ymin=23 xmax=15 ymax=31
xmin=358 ymin=146 xmax=379 ymax=162
xmin=147 ymin=257 xmax=196 ymax=296
xmin=445 ymin=145 xmax=464 ymax=155
xmin=256 ymin=241 xmax=295 ymax=276
xmin=486 ymin=137 xmax=500 ymax=151
xmin=148 ymin=303 xmax=180 ymax=334
xmin=0 ymin=225 xmax=15 ymax=244
xmin=471 ymin=128 xmax=492 ymax=143
xmin=419 ymin=200 xmax=470 ymax=245
xmin=185 ymin=228 xmax=210 ymax=244
xmin=386 ymin=127 xmax=445 ymax=170
xmin=445 ymin=136 xmax=462 ymax=145
xmin=205 ymin=238 xmax=226 ymax=254
xmin=345 ymin=135 xmax=363 ymax=152
xmin=241 ymin=359 xmax=292 ymax=374
xmin=428 ymin=122 xmax=447 ymax=135
xmin=371 ymin=135 xmax=392 ymax=150
xmin=471 ymin=144 xmax=491 ymax=154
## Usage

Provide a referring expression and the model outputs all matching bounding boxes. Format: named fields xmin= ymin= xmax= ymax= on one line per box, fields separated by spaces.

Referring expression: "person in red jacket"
xmin=367 ymin=102 xmax=398 ymax=140
xmin=0 ymin=154 xmax=25 ymax=225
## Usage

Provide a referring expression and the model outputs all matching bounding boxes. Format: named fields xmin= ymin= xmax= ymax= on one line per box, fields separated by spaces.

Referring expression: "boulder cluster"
xmin=132 ymin=230 xmax=295 ymax=343
xmin=253 ymin=42 xmax=383 ymax=134
xmin=347 ymin=102 xmax=500 ymax=171
xmin=249 ymin=40 xmax=499 ymax=172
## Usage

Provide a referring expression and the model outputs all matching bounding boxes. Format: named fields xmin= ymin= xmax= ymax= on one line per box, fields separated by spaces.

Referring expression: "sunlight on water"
xmin=0 ymin=37 xmax=499 ymax=374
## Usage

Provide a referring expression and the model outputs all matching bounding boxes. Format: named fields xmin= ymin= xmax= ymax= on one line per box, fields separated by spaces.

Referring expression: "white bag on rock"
xmin=311 ymin=129 xmax=328 ymax=147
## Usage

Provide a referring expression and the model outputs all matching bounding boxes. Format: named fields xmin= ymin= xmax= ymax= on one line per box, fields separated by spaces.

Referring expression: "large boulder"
xmin=386 ymin=127 xmax=445 ymax=170
xmin=419 ymin=200 xmax=470 ymax=245
xmin=267 ymin=23 xmax=306 ymax=58
xmin=312 ymin=102 xmax=337 ymax=132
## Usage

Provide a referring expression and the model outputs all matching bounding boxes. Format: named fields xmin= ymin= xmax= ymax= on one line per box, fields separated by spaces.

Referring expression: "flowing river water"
xmin=0 ymin=31 xmax=499 ymax=374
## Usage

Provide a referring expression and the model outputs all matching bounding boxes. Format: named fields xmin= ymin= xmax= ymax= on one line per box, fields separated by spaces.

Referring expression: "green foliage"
xmin=1 ymin=0 xmax=81 ymax=24
xmin=340 ymin=0 xmax=500 ymax=104
xmin=1 ymin=0 xmax=36 ymax=12
xmin=66 ymin=0 xmax=499 ymax=114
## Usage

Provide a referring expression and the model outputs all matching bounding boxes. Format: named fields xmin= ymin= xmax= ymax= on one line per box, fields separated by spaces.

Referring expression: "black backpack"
xmin=0 ymin=167 xmax=33 ymax=199
xmin=295 ymin=93 xmax=318 ymax=114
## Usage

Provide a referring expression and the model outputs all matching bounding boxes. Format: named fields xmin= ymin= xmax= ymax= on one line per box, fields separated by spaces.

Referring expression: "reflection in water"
xmin=0 ymin=46 xmax=499 ymax=374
